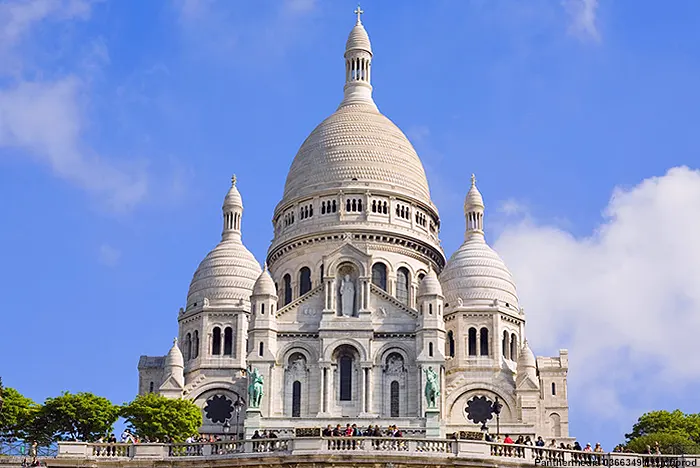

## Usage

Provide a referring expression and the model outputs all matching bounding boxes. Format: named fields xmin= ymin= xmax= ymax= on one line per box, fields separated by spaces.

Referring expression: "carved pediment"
xmin=278 ymin=291 xmax=325 ymax=325
xmin=159 ymin=375 xmax=184 ymax=392
xmin=370 ymin=284 xmax=418 ymax=324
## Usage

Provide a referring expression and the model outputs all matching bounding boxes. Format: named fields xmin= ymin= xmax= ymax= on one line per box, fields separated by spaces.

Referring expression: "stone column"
xmin=319 ymin=366 xmax=327 ymax=414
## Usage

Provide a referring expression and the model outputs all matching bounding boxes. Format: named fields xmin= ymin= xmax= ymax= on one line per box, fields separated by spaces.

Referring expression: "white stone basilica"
xmin=138 ymin=11 xmax=570 ymax=441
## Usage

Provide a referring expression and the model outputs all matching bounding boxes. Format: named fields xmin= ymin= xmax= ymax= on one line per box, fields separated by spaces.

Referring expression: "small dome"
xmin=224 ymin=175 xmax=242 ymax=208
xmin=346 ymin=22 xmax=372 ymax=54
xmin=517 ymin=340 xmax=536 ymax=370
xmin=253 ymin=265 xmax=277 ymax=296
xmin=165 ymin=338 xmax=184 ymax=369
xmin=464 ymin=174 xmax=484 ymax=210
xmin=187 ymin=237 xmax=261 ymax=308
xmin=418 ymin=269 xmax=443 ymax=297
xmin=440 ymin=235 xmax=519 ymax=309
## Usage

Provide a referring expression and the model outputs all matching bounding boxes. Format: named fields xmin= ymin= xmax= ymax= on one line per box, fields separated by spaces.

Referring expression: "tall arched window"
xmin=468 ymin=328 xmax=477 ymax=356
xmin=480 ymin=327 xmax=489 ymax=356
xmin=320 ymin=264 xmax=324 ymax=282
xmin=502 ymin=331 xmax=510 ymax=359
xmin=223 ymin=327 xmax=233 ymax=356
xmin=299 ymin=267 xmax=312 ymax=295
xmin=371 ymin=263 xmax=387 ymax=291
xmin=212 ymin=327 xmax=221 ymax=355
xmin=390 ymin=381 xmax=400 ymax=417
xmin=283 ymin=274 xmax=292 ymax=305
xmin=292 ymin=381 xmax=302 ymax=417
xmin=510 ymin=333 xmax=518 ymax=361
xmin=193 ymin=331 xmax=199 ymax=358
xmin=185 ymin=333 xmax=192 ymax=361
xmin=447 ymin=331 xmax=455 ymax=358
xmin=259 ymin=342 xmax=264 ymax=357
xmin=428 ymin=342 xmax=434 ymax=357
xmin=339 ymin=356 xmax=352 ymax=401
xmin=396 ymin=267 xmax=410 ymax=305
xmin=149 ymin=382 xmax=154 ymax=393
xmin=552 ymin=382 xmax=557 ymax=396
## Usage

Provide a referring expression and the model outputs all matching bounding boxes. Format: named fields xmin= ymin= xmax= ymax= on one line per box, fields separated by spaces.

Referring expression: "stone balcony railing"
xmin=53 ymin=439 xmax=700 ymax=467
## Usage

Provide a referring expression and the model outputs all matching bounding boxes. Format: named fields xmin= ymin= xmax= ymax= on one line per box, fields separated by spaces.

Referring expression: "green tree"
xmin=120 ymin=394 xmax=201 ymax=443
xmin=626 ymin=432 xmax=700 ymax=455
xmin=40 ymin=392 xmax=120 ymax=442
xmin=626 ymin=410 xmax=691 ymax=440
xmin=0 ymin=386 xmax=37 ymax=441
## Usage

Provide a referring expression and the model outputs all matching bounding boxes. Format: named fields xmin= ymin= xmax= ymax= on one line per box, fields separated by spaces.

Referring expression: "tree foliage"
xmin=626 ymin=432 xmax=700 ymax=454
xmin=625 ymin=410 xmax=700 ymax=454
xmin=0 ymin=386 xmax=37 ymax=441
xmin=40 ymin=392 xmax=120 ymax=442
xmin=120 ymin=393 xmax=201 ymax=443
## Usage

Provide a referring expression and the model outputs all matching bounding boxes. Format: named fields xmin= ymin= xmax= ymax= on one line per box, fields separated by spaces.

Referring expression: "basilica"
xmin=137 ymin=11 xmax=570 ymax=441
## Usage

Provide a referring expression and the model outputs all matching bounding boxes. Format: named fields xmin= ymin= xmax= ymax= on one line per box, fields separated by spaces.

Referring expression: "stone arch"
xmin=327 ymin=256 xmax=366 ymax=278
xmin=277 ymin=341 xmax=319 ymax=366
xmin=446 ymin=383 xmax=516 ymax=425
xmin=549 ymin=412 xmax=562 ymax=437
xmin=392 ymin=261 xmax=416 ymax=279
xmin=373 ymin=341 xmax=415 ymax=366
xmin=370 ymin=255 xmax=395 ymax=275
xmin=323 ymin=339 xmax=367 ymax=361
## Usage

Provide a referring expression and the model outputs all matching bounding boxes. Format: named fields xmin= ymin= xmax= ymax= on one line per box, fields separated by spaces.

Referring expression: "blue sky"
xmin=1 ymin=0 xmax=700 ymax=449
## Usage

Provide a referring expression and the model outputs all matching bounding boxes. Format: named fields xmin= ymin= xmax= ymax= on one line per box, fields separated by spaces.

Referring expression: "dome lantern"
xmin=341 ymin=5 xmax=375 ymax=108
xmin=222 ymin=174 xmax=243 ymax=241
xmin=464 ymin=174 xmax=485 ymax=239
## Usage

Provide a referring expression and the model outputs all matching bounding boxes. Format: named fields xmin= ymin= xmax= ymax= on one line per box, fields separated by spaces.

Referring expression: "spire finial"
xmin=173 ymin=337 xmax=178 ymax=345
xmin=263 ymin=262 xmax=268 ymax=272
xmin=231 ymin=174 xmax=237 ymax=186
xmin=354 ymin=4 xmax=363 ymax=24
xmin=471 ymin=173 xmax=476 ymax=187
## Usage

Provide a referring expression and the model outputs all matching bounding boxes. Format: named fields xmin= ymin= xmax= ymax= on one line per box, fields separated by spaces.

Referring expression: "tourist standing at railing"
xmin=535 ymin=436 xmax=545 ymax=458
xmin=323 ymin=425 xmax=332 ymax=436
xmin=503 ymin=434 xmax=514 ymax=457
xmin=515 ymin=436 xmax=525 ymax=457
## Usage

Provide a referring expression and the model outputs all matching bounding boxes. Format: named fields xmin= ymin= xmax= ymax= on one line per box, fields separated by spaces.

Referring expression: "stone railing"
xmin=54 ymin=439 xmax=700 ymax=466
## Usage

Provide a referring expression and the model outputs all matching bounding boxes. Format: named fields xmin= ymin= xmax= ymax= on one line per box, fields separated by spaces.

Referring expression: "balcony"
xmin=51 ymin=438 xmax=700 ymax=467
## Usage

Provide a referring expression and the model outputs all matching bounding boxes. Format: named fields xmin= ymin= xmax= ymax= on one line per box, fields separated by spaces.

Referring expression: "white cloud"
xmin=98 ymin=243 xmax=121 ymax=267
xmin=493 ymin=167 xmax=700 ymax=419
xmin=0 ymin=0 xmax=151 ymax=212
xmin=562 ymin=0 xmax=600 ymax=43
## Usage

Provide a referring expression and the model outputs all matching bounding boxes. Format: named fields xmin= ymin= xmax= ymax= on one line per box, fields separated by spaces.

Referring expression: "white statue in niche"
xmin=339 ymin=274 xmax=355 ymax=317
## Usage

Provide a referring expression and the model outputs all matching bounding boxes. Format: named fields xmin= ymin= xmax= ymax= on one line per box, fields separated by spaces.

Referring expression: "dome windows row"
xmin=182 ymin=325 xmax=238 ymax=362
xmin=273 ymin=192 xmax=439 ymax=240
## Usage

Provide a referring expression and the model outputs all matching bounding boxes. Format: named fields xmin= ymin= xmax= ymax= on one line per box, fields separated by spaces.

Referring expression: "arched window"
xmin=417 ymin=272 xmax=425 ymax=282
xmin=390 ymin=381 xmax=400 ymax=417
xmin=428 ymin=342 xmax=434 ymax=357
xmin=346 ymin=199 xmax=351 ymax=211
xmin=223 ymin=327 xmax=233 ymax=356
xmin=552 ymin=382 xmax=557 ymax=396
xmin=396 ymin=267 xmax=410 ymax=305
xmin=468 ymin=328 xmax=477 ymax=356
xmin=193 ymin=331 xmax=199 ymax=358
xmin=447 ymin=331 xmax=455 ymax=358
xmin=502 ymin=331 xmax=510 ymax=359
xmin=429 ymin=304 xmax=433 ymax=315
xmin=371 ymin=263 xmax=387 ymax=290
xmin=212 ymin=327 xmax=221 ymax=355
xmin=149 ymin=382 xmax=154 ymax=393
xmin=320 ymin=264 xmax=324 ymax=282
xmin=339 ymin=356 xmax=352 ymax=401
xmin=261 ymin=303 xmax=265 ymax=315
xmin=259 ymin=341 xmax=264 ymax=357
xmin=549 ymin=413 xmax=562 ymax=437
xmin=510 ymin=333 xmax=518 ymax=361
xmin=292 ymin=381 xmax=302 ymax=417
xmin=283 ymin=274 xmax=292 ymax=305
xmin=480 ymin=327 xmax=489 ymax=356
xmin=299 ymin=267 xmax=312 ymax=295
xmin=185 ymin=333 xmax=192 ymax=361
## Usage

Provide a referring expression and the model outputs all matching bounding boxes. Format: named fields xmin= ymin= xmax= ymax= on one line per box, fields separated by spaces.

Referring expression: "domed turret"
xmin=163 ymin=338 xmax=185 ymax=389
xmin=418 ymin=267 xmax=443 ymax=297
xmin=516 ymin=340 xmax=539 ymax=388
xmin=187 ymin=177 xmax=261 ymax=309
xmin=253 ymin=264 xmax=277 ymax=297
xmin=440 ymin=174 xmax=519 ymax=310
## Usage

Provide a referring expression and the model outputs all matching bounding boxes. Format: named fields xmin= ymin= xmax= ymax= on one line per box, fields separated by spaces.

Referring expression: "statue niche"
xmin=337 ymin=264 xmax=358 ymax=317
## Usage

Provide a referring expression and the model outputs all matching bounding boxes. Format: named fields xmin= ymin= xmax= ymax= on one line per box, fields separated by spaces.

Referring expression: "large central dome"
xmin=279 ymin=16 xmax=433 ymax=208
xmin=282 ymin=102 xmax=432 ymax=204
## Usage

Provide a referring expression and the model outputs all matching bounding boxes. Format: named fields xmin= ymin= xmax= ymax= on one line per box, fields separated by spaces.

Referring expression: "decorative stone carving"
xmin=457 ymin=297 xmax=463 ymax=307
xmin=385 ymin=354 xmax=404 ymax=375
xmin=203 ymin=297 xmax=209 ymax=307
xmin=339 ymin=275 xmax=355 ymax=317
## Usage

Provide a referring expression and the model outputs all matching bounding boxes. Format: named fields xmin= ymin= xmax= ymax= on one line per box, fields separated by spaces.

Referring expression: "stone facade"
xmin=137 ymin=11 xmax=570 ymax=442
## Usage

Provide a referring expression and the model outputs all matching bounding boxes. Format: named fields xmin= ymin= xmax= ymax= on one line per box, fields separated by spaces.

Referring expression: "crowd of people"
xmin=321 ymin=423 xmax=404 ymax=438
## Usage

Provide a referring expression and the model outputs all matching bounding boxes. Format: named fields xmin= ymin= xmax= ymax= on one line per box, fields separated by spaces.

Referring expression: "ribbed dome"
xmin=418 ymin=269 xmax=443 ymax=297
xmin=517 ymin=340 xmax=536 ymax=370
xmin=253 ymin=265 xmax=277 ymax=297
xmin=440 ymin=235 xmax=519 ymax=309
xmin=186 ymin=238 xmax=261 ymax=308
xmin=282 ymin=102 xmax=432 ymax=204
xmin=224 ymin=175 xmax=243 ymax=208
xmin=346 ymin=22 xmax=371 ymax=54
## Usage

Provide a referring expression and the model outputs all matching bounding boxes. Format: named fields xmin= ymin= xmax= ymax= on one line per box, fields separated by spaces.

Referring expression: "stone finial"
xmin=231 ymin=174 xmax=237 ymax=186
xmin=173 ymin=337 xmax=178 ymax=345
xmin=263 ymin=262 xmax=268 ymax=272
xmin=471 ymin=173 xmax=476 ymax=187
xmin=354 ymin=4 xmax=363 ymax=23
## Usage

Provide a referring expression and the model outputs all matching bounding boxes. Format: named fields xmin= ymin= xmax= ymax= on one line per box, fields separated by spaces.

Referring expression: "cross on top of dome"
xmin=471 ymin=173 xmax=476 ymax=187
xmin=231 ymin=174 xmax=237 ymax=186
xmin=354 ymin=5 xmax=363 ymax=24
